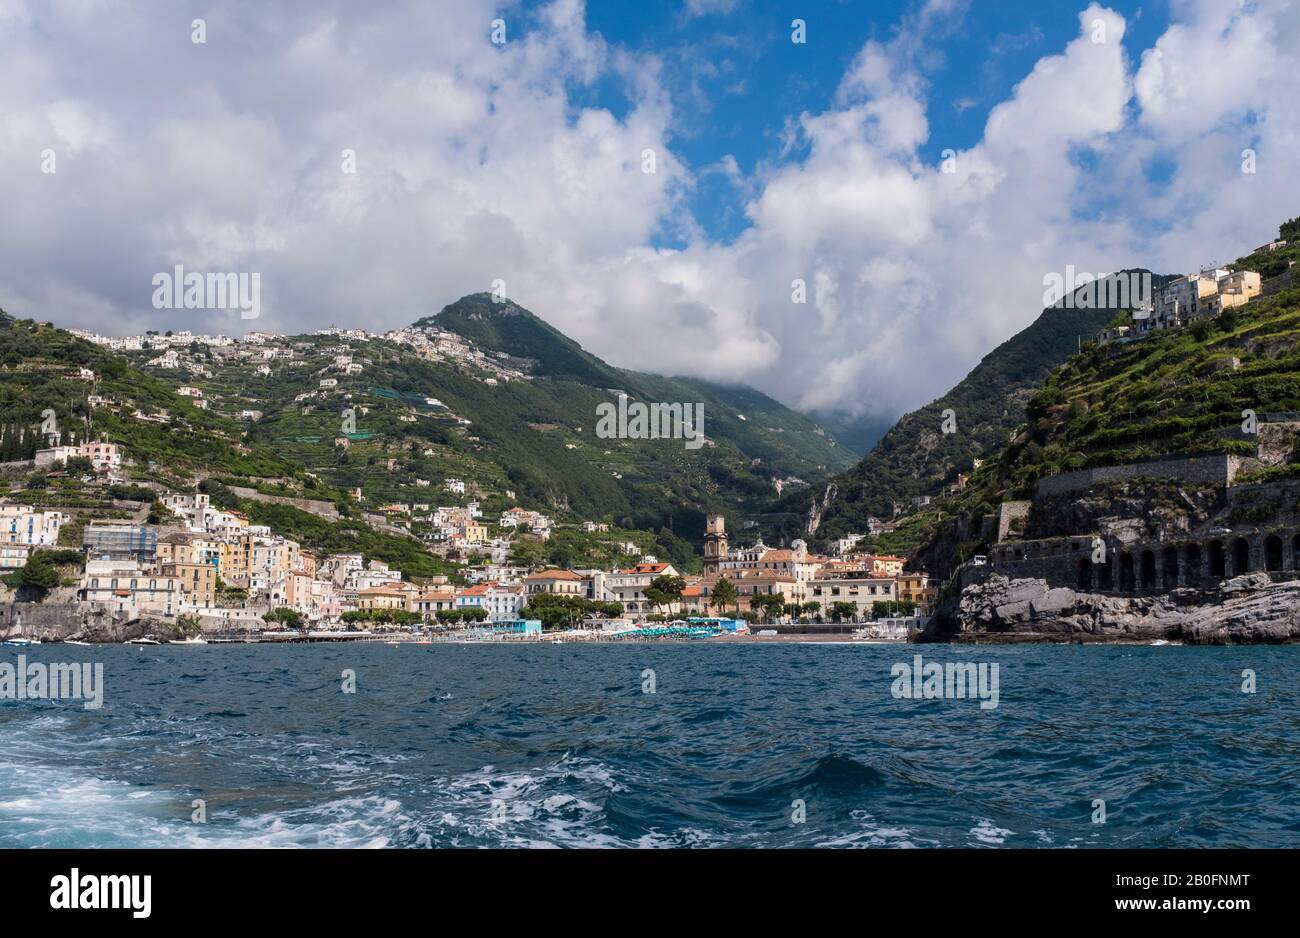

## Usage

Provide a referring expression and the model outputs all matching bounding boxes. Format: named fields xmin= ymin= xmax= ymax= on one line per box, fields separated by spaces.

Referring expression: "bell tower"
xmin=703 ymin=513 xmax=728 ymax=576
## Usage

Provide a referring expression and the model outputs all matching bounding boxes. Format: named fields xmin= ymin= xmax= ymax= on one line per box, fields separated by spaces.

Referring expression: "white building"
xmin=0 ymin=506 xmax=67 ymax=547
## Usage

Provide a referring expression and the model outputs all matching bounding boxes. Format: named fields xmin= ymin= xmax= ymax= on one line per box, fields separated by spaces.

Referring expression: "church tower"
xmin=703 ymin=513 xmax=728 ymax=576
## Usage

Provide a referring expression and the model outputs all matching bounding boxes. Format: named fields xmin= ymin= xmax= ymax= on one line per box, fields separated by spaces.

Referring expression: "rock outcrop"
xmin=0 ymin=603 xmax=178 ymax=643
xmin=926 ymin=573 xmax=1300 ymax=644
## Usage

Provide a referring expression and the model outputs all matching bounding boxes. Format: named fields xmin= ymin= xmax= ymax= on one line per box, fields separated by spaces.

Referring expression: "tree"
xmin=803 ymin=601 xmax=821 ymax=622
xmin=830 ymin=601 xmax=858 ymax=623
xmin=11 ymin=551 xmax=60 ymax=598
xmin=750 ymin=593 xmax=785 ymax=621
xmin=644 ymin=574 xmax=686 ymax=615
xmin=263 ymin=607 xmax=305 ymax=630
xmin=710 ymin=576 xmax=738 ymax=614
xmin=872 ymin=599 xmax=917 ymax=619
xmin=519 ymin=592 xmax=588 ymax=630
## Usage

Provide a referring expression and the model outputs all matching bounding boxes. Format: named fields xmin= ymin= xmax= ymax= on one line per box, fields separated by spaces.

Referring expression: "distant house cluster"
xmin=1097 ymin=265 xmax=1265 ymax=346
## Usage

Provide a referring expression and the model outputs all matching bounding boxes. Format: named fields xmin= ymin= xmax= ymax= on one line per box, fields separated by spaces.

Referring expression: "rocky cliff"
xmin=0 ymin=603 xmax=180 ymax=643
xmin=925 ymin=573 xmax=1300 ymax=644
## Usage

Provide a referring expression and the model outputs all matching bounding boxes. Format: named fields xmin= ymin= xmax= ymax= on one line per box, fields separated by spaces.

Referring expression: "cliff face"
xmin=927 ymin=573 xmax=1300 ymax=644
xmin=0 ymin=603 xmax=176 ymax=643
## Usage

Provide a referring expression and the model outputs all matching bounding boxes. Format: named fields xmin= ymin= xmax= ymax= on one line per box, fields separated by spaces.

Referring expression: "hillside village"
xmin=1096 ymin=239 xmax=1292 ymax=345
xmin=0 ymin=312 xmax=932 ymax=638
xmin=1 ymin=441 xmax=935 ymax=639
xmin=6 ymin=221 xmax=1295 ymax=644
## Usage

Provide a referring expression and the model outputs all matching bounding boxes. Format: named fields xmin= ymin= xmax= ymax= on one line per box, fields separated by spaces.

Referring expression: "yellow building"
xmin=219 ymin=535 xmax=252 ymax=586
xmin=357 ymin=584 xmax=411 ymax=612
xmin=523 ymin=569 xmax=583 ymax=596
xmin=161 ymin=561 xmax=217 ymax=607
xmin=1203 ymin=270 xmax=1262 ymax=316
xmin=897 ymin=573 xmax=937 ymax=614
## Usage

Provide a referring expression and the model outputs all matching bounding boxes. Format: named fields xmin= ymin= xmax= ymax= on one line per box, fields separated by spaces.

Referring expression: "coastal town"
xmin=1 ymin=431 xmax=934 ymax=643
xmin=6 ymin=243 xmax=1296 ymax=646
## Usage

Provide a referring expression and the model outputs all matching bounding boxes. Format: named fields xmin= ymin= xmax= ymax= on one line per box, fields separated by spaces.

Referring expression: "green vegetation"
xmin=263 ymin=607 xmax=305 ymax=629
xmin=774 ymin=273 xmax=1166 ymax=544
xmin=518 ymin=592 xmax=623 ymax=630
xmin=1 ymin=548 xmax=82 ymax=599
xmin=340 ymin=608 xmax=426 ymax=627
xmin=0 ymin=312 xmax=316 ymax=481
xmin=710 ymin=576 xmax=738 ymax=613
xmin=177 ymin=296 xmax=851 ymax=541
xmin=910 ymin=215 xmax=1300 ymax=573
xmin=643 ymin=574 xmax=686 ymax=613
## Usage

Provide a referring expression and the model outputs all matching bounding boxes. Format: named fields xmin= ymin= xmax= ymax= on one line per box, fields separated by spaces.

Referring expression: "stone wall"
xmin=0 ymin=602 xmax=91 ymax=638
xmin=1261 ymin=265 xmax=1297 ymax=297
xmin=1035 ymin=454 xmax=1239 ymax=497
xmin=996 ymin=501 xmax=1031 ymax=542
xmin=228 ymin=486 xmax=340 ymax=520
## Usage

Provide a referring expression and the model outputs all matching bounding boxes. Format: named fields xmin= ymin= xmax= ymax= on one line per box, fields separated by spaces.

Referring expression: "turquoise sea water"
xmin=1 ymin=643 xmax=1296 ymax=848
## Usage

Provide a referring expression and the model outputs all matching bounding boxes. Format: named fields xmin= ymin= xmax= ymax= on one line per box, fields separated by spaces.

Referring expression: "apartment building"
xmin=0 ymin=506 xmax=66 ymax=548
xmin=808 ymin=572 xmax=899 ymax=618
xmin=523 ymin=569 xmax=584 ymax=597
xmin=79 ymin=560 xmax=182 ymax=617
xmin=485 ymin=583 xmax=526 ymax=621
xmin=160 ymin=561 xmax=217 ymax=608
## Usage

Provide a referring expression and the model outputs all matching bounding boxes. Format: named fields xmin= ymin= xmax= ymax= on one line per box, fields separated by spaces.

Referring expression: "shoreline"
xmin=2 ymin=633 xmax=1210 ymax=646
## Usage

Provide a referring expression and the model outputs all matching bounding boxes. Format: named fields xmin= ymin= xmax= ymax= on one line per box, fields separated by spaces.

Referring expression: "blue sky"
xmin=576 ymin=0 xmax=1172 ymax=246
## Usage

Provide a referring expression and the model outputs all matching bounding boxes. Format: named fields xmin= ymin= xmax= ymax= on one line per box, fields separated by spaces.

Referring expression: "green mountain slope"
xmin=421 ymin=294 xmax=855 ymax=478
xmin=915 ymin=215 xmax=1300 ymax=577
xmin=115 ymin=296 xmax=854 ymax=549
xmin=0 ymin=311 xmax=297 ymax=479
xmin=0 ymin=310 xmax=462 ymax=579
xmin=770 ymin=271 xmax=1166 ymax=545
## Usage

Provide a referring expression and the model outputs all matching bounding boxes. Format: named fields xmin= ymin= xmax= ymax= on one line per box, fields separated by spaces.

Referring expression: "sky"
xmin=1 ymin=0 xmax=1298 ymax=427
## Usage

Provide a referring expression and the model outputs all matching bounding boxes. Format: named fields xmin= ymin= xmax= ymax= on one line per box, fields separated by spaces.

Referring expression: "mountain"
xmin=417 ymin=294 xmax=621 ymax=387
xmin=917 ymin=215 xmax=1300 ymax=580
xmin=0 ymin=311 xmax=296 ymax=478
xmin=807 ymin=410 xmax=893 ymax=456
xmin=108 ymin=295 xmax=855 ymax=564
xmin=0 ymin=310 xmax=465 ymax=579
xmin=915 ymin=216 xmax=1300 ymax=644
xmin=418 ymin=293 xmax=857 ymax=471
xmin=769 ymin=270 xmax=1169 ymax=546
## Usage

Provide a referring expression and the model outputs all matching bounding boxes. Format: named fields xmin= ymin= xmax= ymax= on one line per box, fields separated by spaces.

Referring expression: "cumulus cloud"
xmin=1 ymin=0 xmax=1298 ymax=426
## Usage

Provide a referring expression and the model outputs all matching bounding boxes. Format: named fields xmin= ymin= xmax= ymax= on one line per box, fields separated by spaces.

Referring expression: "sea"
xmin=1 ymin=642 xmax=1297 ymax=848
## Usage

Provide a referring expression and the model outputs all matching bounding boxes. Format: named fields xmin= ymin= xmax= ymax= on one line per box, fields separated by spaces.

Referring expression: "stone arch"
xmin=1208 ymin=540 xmax=1226 ymax=579
xmin=1076 ymin=557 xmax=1093 ymax=591
xmin=1139 ymin=549 xmax=1156 ymax=590
xmin=1182 ymin=542 xmax=1202 ymax=585
xmin=1096 ymin=556 xmax=1113 ymax=591
xmin=1232 ymin=537 xmax=1251 ymax=575
xmin=1119 ymin=553 xmax=1136 ymax=592
xmin=1161 ymin=546 xmax=1180 ymax=587
xmin=1265 ymin=534 xmax=1283 ymax=572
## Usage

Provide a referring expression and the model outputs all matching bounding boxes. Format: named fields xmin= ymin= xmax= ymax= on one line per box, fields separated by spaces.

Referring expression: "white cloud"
xmin=0 ymin=0 xmax=1297 ymax=429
